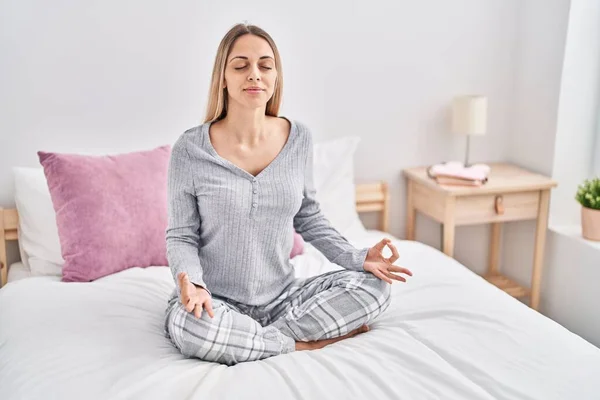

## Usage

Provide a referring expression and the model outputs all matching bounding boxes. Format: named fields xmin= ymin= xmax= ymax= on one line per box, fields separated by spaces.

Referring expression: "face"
xmin=223 ymin=34 xmax=277 ymax=109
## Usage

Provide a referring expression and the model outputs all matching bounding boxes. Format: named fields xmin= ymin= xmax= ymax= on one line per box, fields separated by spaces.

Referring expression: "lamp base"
xmin=464 ymin=135 xmax=471 ymax=168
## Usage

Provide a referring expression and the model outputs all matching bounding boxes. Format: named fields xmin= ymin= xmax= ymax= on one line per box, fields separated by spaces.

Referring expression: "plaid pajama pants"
xmin=163 ymin=270 xmax=392 ymax=366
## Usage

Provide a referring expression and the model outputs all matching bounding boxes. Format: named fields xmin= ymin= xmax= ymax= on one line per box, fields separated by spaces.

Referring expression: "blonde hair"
xmin=204 ymin=23 xmax=283 ymax=123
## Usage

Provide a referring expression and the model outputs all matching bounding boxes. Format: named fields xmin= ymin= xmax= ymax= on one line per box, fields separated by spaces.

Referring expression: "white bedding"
xmin=6 ymin=261 xmax=33 ymax=283
xmin=0 ymin=230 xmax=599 ymax=399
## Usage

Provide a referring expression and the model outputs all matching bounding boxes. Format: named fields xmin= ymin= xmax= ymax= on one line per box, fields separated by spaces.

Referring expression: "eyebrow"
xmin=229 ymin=56 xmax=274 ymax=63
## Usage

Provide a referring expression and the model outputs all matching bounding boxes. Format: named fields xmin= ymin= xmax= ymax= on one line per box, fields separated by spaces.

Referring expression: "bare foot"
xmin=295 ymin=325 xmax=370 ymax=351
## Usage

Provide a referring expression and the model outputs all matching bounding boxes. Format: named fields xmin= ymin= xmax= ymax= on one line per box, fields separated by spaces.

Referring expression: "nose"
xmin=247 ymin=65 xmax=261 ymax=82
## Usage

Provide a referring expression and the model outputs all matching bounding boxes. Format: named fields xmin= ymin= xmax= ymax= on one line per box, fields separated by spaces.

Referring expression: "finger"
xmin=373 ymin=238 xmax=391 ymax=252
xmin=386 ymin=271 xmax=406 ymax=282
xmin=178 ymin=272 xmax=188 ymax=285
xmin=385 ymin=242 xmax=400 ymax=264
xmin=178 ymin=273 xmax=190 ymax=298
xmin=373 ymin=269 xmax=392 ymax=284
xmin=193 ymin=303 xmax=202 ymax=319
xmin=181 ymin=293 xmax=190 ymax=307
xmin=185 ymin=296 xmax=196 ymax=312
xmin=179 ymin=287 xmax=189 ymax=303
xmin=205 ymin=299 xmax=215 ymax=319
xmin=182 ymin=272 xmax=191 ymax=286
xmin=389 ymin=265 xmax=413 ymax=276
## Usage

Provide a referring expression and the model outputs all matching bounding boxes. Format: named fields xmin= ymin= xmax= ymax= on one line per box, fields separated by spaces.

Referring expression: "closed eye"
xmin=234 ymin=66 xmax=273 ymax=70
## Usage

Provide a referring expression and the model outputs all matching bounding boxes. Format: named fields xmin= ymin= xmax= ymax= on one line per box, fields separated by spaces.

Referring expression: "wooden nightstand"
xmin=402 ymin=162 xmax=557 ymax=311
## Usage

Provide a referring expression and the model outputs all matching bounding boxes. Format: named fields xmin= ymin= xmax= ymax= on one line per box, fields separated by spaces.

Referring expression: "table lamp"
xmin=451 ymin=95 xmax=487 ymax=167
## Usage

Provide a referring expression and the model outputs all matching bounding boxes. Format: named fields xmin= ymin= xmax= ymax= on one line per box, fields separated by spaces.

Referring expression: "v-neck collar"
xmin=202 ymin=117 xmax=297 ymax=181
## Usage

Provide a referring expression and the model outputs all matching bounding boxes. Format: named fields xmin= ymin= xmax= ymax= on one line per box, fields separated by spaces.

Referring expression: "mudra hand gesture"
xmin=363 ymin=238 xmax=413 ymax=284
xmin=178 ymin=272 xmax=215 ymax=319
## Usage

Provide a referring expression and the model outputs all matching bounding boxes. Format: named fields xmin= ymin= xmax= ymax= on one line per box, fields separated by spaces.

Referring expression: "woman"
xmin=163 ymin=23 xmax=412 ymax=366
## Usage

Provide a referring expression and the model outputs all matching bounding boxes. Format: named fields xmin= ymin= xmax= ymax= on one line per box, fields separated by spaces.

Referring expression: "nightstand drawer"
xmin=454 ymin=190 xmax=540 ymax=225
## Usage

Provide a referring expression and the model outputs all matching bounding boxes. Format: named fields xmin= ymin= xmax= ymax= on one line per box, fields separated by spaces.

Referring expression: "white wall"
xmin=504 ymin=0 xmax=600 ymax=347
xmin=499 ymin=0 xmax=571 ymax=282
xmin=551 ymin=0 xmax=600 ymax=226
xmin=0 ymin=0 xmax=521 ymax=270
xmin=546 ymin=0 xmax=600 ymax=347
xmin=506 ymin=0 xmax=571 ymax=177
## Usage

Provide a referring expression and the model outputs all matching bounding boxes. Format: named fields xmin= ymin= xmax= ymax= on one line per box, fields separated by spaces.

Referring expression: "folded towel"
xmin=436 ymin=176 xmax=485 ymax=187
xmin=428 ymin=161 xmax=490 ymax=182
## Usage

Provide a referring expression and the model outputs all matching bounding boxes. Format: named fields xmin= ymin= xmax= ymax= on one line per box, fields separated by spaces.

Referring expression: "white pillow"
xmin=13 ymin=167 xmax=64 ymax=277
xmin=312 ymin=136 xmax=366 ymax=236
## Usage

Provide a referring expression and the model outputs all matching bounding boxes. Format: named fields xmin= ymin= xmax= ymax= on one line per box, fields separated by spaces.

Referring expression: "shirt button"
xmin=252 ymin=202 xmax=257 ymax=207
xmin=253 ymin=189 xmax=258 ymax=194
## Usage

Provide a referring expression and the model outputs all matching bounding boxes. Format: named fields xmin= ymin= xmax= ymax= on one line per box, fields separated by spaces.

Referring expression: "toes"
xmin=349 ymin=325 xmax=369 ymax=336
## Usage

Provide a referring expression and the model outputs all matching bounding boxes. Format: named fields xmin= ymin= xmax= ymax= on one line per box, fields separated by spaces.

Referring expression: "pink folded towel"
xmin=428 ymin=161 xmax=490 ymax=181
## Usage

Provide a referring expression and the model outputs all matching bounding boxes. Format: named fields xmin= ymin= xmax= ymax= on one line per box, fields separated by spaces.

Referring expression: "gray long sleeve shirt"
xmin=166 ymin=118 xmax=369 ymax=306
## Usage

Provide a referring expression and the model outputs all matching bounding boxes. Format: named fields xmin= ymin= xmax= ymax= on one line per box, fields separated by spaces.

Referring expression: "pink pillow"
xmin=37 ymin=146 xmax=171 ymax=282
xmin=290 ymin=230 xmax=304 ymax=258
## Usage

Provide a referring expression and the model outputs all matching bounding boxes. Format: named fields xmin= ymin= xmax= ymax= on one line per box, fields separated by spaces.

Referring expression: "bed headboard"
xmin=355 ymin=181 xmax=390 ymax=232
xmin=0 ymin=208 xmax=19 ymax=288
xmin=0 ymin=181 xmax=389 ymax=287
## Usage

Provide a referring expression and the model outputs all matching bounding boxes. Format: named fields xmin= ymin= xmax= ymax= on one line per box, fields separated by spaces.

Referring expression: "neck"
xmin=221 ymin=103 xmax=268 ymax=146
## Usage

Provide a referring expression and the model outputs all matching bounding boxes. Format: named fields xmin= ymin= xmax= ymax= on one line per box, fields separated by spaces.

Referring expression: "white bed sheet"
xmin=6 ymin=261 xmax=34 ymax=283
xmin=0 ymin=230 xmax=599 ymax=400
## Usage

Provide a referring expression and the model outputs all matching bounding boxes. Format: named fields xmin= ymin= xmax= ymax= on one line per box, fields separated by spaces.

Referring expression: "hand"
xmin=178 ymin=272 xmax=214 ymax=319
xmin=363 ymin=238 xmax=413 ymax=284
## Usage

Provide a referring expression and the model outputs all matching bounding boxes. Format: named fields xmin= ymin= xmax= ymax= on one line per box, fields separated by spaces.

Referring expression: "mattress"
xmin=7 ymin=261 xmax=33 ymax=283
xmin=0 ymin=229 xmax=598 ymax=400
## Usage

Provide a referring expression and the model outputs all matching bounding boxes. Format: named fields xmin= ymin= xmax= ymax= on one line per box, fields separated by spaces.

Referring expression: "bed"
xmin=0 ymin=182 xmax=599 ymax=400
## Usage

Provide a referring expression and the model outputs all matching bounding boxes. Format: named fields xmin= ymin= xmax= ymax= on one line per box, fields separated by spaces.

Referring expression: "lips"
xmin=244 ymin=87 xmax=264 ymax=91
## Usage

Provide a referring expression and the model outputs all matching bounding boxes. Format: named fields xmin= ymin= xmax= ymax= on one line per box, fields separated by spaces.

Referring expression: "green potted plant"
xmin=575 ymin=177 xmax=600 ymax=241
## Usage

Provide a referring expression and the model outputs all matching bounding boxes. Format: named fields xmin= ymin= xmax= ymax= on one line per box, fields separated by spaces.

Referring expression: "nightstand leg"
xmin=406 ymin=180 xmax=416 ymax=240
xmin=0 ymin=209 xmax=5 ymax=288
xmin=442 ymin=223 xmax=456 ymax=257
xmin=488 ymin=223 xmax=502 ymax=274
xmin=442 ymin=197 xmax=456 ymax=257
xmin=531 ymin=190 xmax=550 ymax=311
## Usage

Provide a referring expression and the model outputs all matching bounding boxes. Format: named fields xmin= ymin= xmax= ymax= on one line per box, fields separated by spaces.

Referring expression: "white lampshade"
xmin=451 ymin=95 xmax=487 ymax=136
